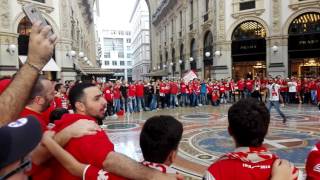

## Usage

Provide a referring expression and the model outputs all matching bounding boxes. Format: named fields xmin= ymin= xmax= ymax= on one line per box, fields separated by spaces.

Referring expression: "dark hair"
xmin=55 ymin=83 xmax=63 ymax=92
xmin=140 ymin=115 xmax=183 ymax=163
xmin=228 ymin=98 xmax=270 ymax=147
xmin=68 ymin=83 xmax=95 ymax=111
xmin=49 ymin=108 xmax=69 ymax=123
xmin=29 ymin=76 xmax=48 ymax=101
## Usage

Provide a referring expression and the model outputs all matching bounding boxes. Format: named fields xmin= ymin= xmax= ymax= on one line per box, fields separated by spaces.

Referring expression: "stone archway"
xmin=231 ymin=20 xmax=267 ymax=80
xmin=287 ymin=12 xmax=320 ymax=78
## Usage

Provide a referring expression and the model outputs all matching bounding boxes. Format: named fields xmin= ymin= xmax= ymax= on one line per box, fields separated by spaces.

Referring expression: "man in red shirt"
xmin=306 ymin=142 xmax=320 ymax=179
xmin=136 ymin=80 xmax=146 ymax=112
xmin=51 ymin=83 xmax=180 ymax=180
xmin=204 ymin=98 xmax=301 ymax=180
xmin=113 ymin=81 xmax=121 ymax=114
xmin=103 ymin=83 xmax=114 ymax=116
xmin=54 ymin=83 xmax=68 ymax=109
xmin=20 ymin=76 xmax=55 ymax=131
xmin=180 ymin=80 xmax=188 ymax=107
xmin=127 ymin=82 xmax=136 ymax=113
xmin=237 ymin=78 xmax=245 ymax=99
xmin=169 ymin=80 xmax=178 ymax=108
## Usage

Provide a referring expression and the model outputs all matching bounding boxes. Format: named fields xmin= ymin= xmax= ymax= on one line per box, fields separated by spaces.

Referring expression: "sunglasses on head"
xmin=0 ymin=158 xmax=31 ymax=180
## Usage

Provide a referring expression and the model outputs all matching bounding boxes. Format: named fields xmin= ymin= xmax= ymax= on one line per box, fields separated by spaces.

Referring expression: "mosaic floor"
xmin=102 ymin=104 xmax=320 ymax=179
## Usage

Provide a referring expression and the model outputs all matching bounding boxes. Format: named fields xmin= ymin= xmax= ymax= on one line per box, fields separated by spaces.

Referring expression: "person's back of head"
xmin=49 ymin=108 xmax=69 ymax=124
xmin=28 ymin=76 xmax=55 ymax=112
xmin=140 ymin=115 xmax=183 ymax=165
xmin=228 ymin=98 xmax=270 ymax=147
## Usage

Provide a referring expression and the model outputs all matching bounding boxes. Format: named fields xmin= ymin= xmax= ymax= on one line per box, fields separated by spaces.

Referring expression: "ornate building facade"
xmin=147 ymin=0 xmax=320 ymax=80
xmin=0 ymin=0 xmax=98 ymax=81
xmin=130 ymin=0 xmax=151 ymax=81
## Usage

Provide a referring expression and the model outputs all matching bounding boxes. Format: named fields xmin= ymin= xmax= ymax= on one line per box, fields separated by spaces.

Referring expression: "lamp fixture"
xmin=179 ymin=59 xmax=183 ymax=64
xmin=170 ymin=62 xmax=174 ymax=66
xmin=6 ymin=44 xmax=17 ymax=55
xmin=79 ymin=52 xmax=85 ymax=58
xmin=189 ymin=57 xmax=194 ymax=62
xmin=205 ymin=52 xmax=211 ymax=57
xmin=272 ymin=45 xmax=279 ymax=53
xmin=67 ymin=50 xmax=76 ymax=57
xmin=214 ymin=51 xmax=222 ymax=56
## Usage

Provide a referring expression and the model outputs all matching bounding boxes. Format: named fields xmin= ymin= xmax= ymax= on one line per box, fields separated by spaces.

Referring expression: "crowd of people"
xmin=93 ymin=75 xmax=320 ymax=117
xmin=0 ymin=21 xmax=319 ymax=180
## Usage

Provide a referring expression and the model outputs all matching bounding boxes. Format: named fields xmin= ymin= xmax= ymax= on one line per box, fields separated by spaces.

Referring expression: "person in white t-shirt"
xmin=266 ymin=78 xmax=287 ymax=124
xmin=288 ymin=77 xmax=297 ymax=104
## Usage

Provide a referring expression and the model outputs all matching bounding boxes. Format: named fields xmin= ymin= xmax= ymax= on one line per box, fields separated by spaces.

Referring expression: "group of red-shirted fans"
xmin=0 ymin=21 xmax=320 ymax=180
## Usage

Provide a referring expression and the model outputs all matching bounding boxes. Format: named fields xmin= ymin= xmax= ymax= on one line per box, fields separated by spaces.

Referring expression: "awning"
xmin=19 ymin=56 xmax=61 ymax=72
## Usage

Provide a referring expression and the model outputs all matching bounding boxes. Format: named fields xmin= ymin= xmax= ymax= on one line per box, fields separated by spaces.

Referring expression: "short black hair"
xmin=228 ymin=98 xmax=270 ymax=147
xmin=68 ymin=83 xmax=95 ymax=111
xmin=55 ymin=83 xmax=63 ymax=92
xmin=28 ymin=76 xmax=49 ymax=102
xmin=140 ymin=115 xmax=183 ymax=163
xmin=49 ymin=108 xmax=69 ymax=123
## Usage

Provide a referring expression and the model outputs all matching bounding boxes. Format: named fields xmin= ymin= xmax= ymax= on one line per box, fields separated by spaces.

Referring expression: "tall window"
xmin=180 ymin=11 xmax=183 ymax=30
xmin=112 ymin=61 xmax=117 ymax=66
xmin=205 ymin=0 xmax=209 ymax=12
xmin=171 ymin=19 xmax=174 ymax=35
xmin=190 ymin=0 xmax=194 ymax=22
xmin=120 ymin=61 xmax=125 ymax=66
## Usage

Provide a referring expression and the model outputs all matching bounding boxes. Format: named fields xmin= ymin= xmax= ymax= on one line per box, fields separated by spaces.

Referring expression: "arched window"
xmin=289 ymin=12 xmax=320 ymax=35
xmin=232 ymin=21 xmax=266 ymax=41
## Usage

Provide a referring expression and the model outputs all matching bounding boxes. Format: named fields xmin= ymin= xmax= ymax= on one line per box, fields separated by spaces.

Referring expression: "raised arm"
xmin=0 ymin=21 xmax=57 ymax=126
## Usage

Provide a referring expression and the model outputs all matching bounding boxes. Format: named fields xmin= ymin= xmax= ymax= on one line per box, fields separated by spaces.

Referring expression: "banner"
xmin=183 ymin=70 xmax=198 ymax=82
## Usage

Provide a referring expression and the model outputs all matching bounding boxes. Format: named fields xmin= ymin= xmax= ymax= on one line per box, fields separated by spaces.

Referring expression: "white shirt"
xmin=266 ymin=83 xmax=280 ymax=101
xmin=288 ymin=81 xmax=297 ymax=93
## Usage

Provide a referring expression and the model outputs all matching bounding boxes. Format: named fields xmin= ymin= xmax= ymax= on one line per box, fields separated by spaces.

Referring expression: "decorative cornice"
xmin=152 ymin=0 xmax=178 ymax=26
xmin=289 ymin=0 xmax=320 ymax=10
xmin=232 ymin=9 xmax=265 ymax=18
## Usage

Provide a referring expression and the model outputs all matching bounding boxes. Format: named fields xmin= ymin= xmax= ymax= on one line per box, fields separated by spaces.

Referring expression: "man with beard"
xmin=20 ymin=76 xmax=55 ymax=131
xmin=51 ymin=83 xmax=181 ymax=180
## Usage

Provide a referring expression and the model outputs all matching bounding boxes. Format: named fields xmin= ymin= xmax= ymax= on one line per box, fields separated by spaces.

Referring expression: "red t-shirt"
xmin=20 ymin=108 xmax=48 ymax=132
xmin=306 ymin=142 xmax=320 ymax=180
xmin=127 ymin=84 xmax=136 ymax=97
xmin=113 ymin=86 xmax=121 ymax=99
xmin=104 ymin=87 xmax=113 ymax=102
xmin=309 ymin=81 xmax=317 ymax=90
xmin=136 ymin=84 xmax=144 ymax=97
xmin=180 ymin=83 xmax=187 ymax=94
xmin=237 ymin=81 xmax=245 ymax=91
xmin=204 ymin=147 xmax=299 ymax=180
xmin=20 ymin=108 xmax=52 ymax=180
xmin=164 ymin=83 xmax=170 ymax=94
xmin=51 ymin=114 xmax=114 ymax=180
xmin=219 ymin=85 xmax=226 ymax=94
xmin=170 ymin=82 xmax=178 ymax=95
xmin=211 ymin=92 xmax=219 ymax=102
xmin=84 ymin=165 xmax=126 ymax=180
xmin=54 ymin=94 xmax=68 ymax=109
xmin=245 ymin=80 xmax=253 ymax=92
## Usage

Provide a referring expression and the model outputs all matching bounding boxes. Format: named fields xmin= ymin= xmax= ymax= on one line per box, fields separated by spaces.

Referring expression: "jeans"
xmin=127 ymin=97 xmax=135 ymax=113
xmin=267 ymin=101 xmax=285 ymax=119
xmin=180 ymin=93 xmax=187 ymax=106
xmin=311 ymin=90 xmax=317 ymax=104
xmin=136 ymin=96 xmax=145 ymax=112
xmin=200 ymin=93 xmax=207 ymax=105
xmin=191 ymin=93 xmax=198 ymax=106
xmin=113 ymin=99 xmax=121 ymax=113
xmin=170 ymin=94 xmax=178 ymax=108
xmin=149 ymin=94 xmax=158 ymax=110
